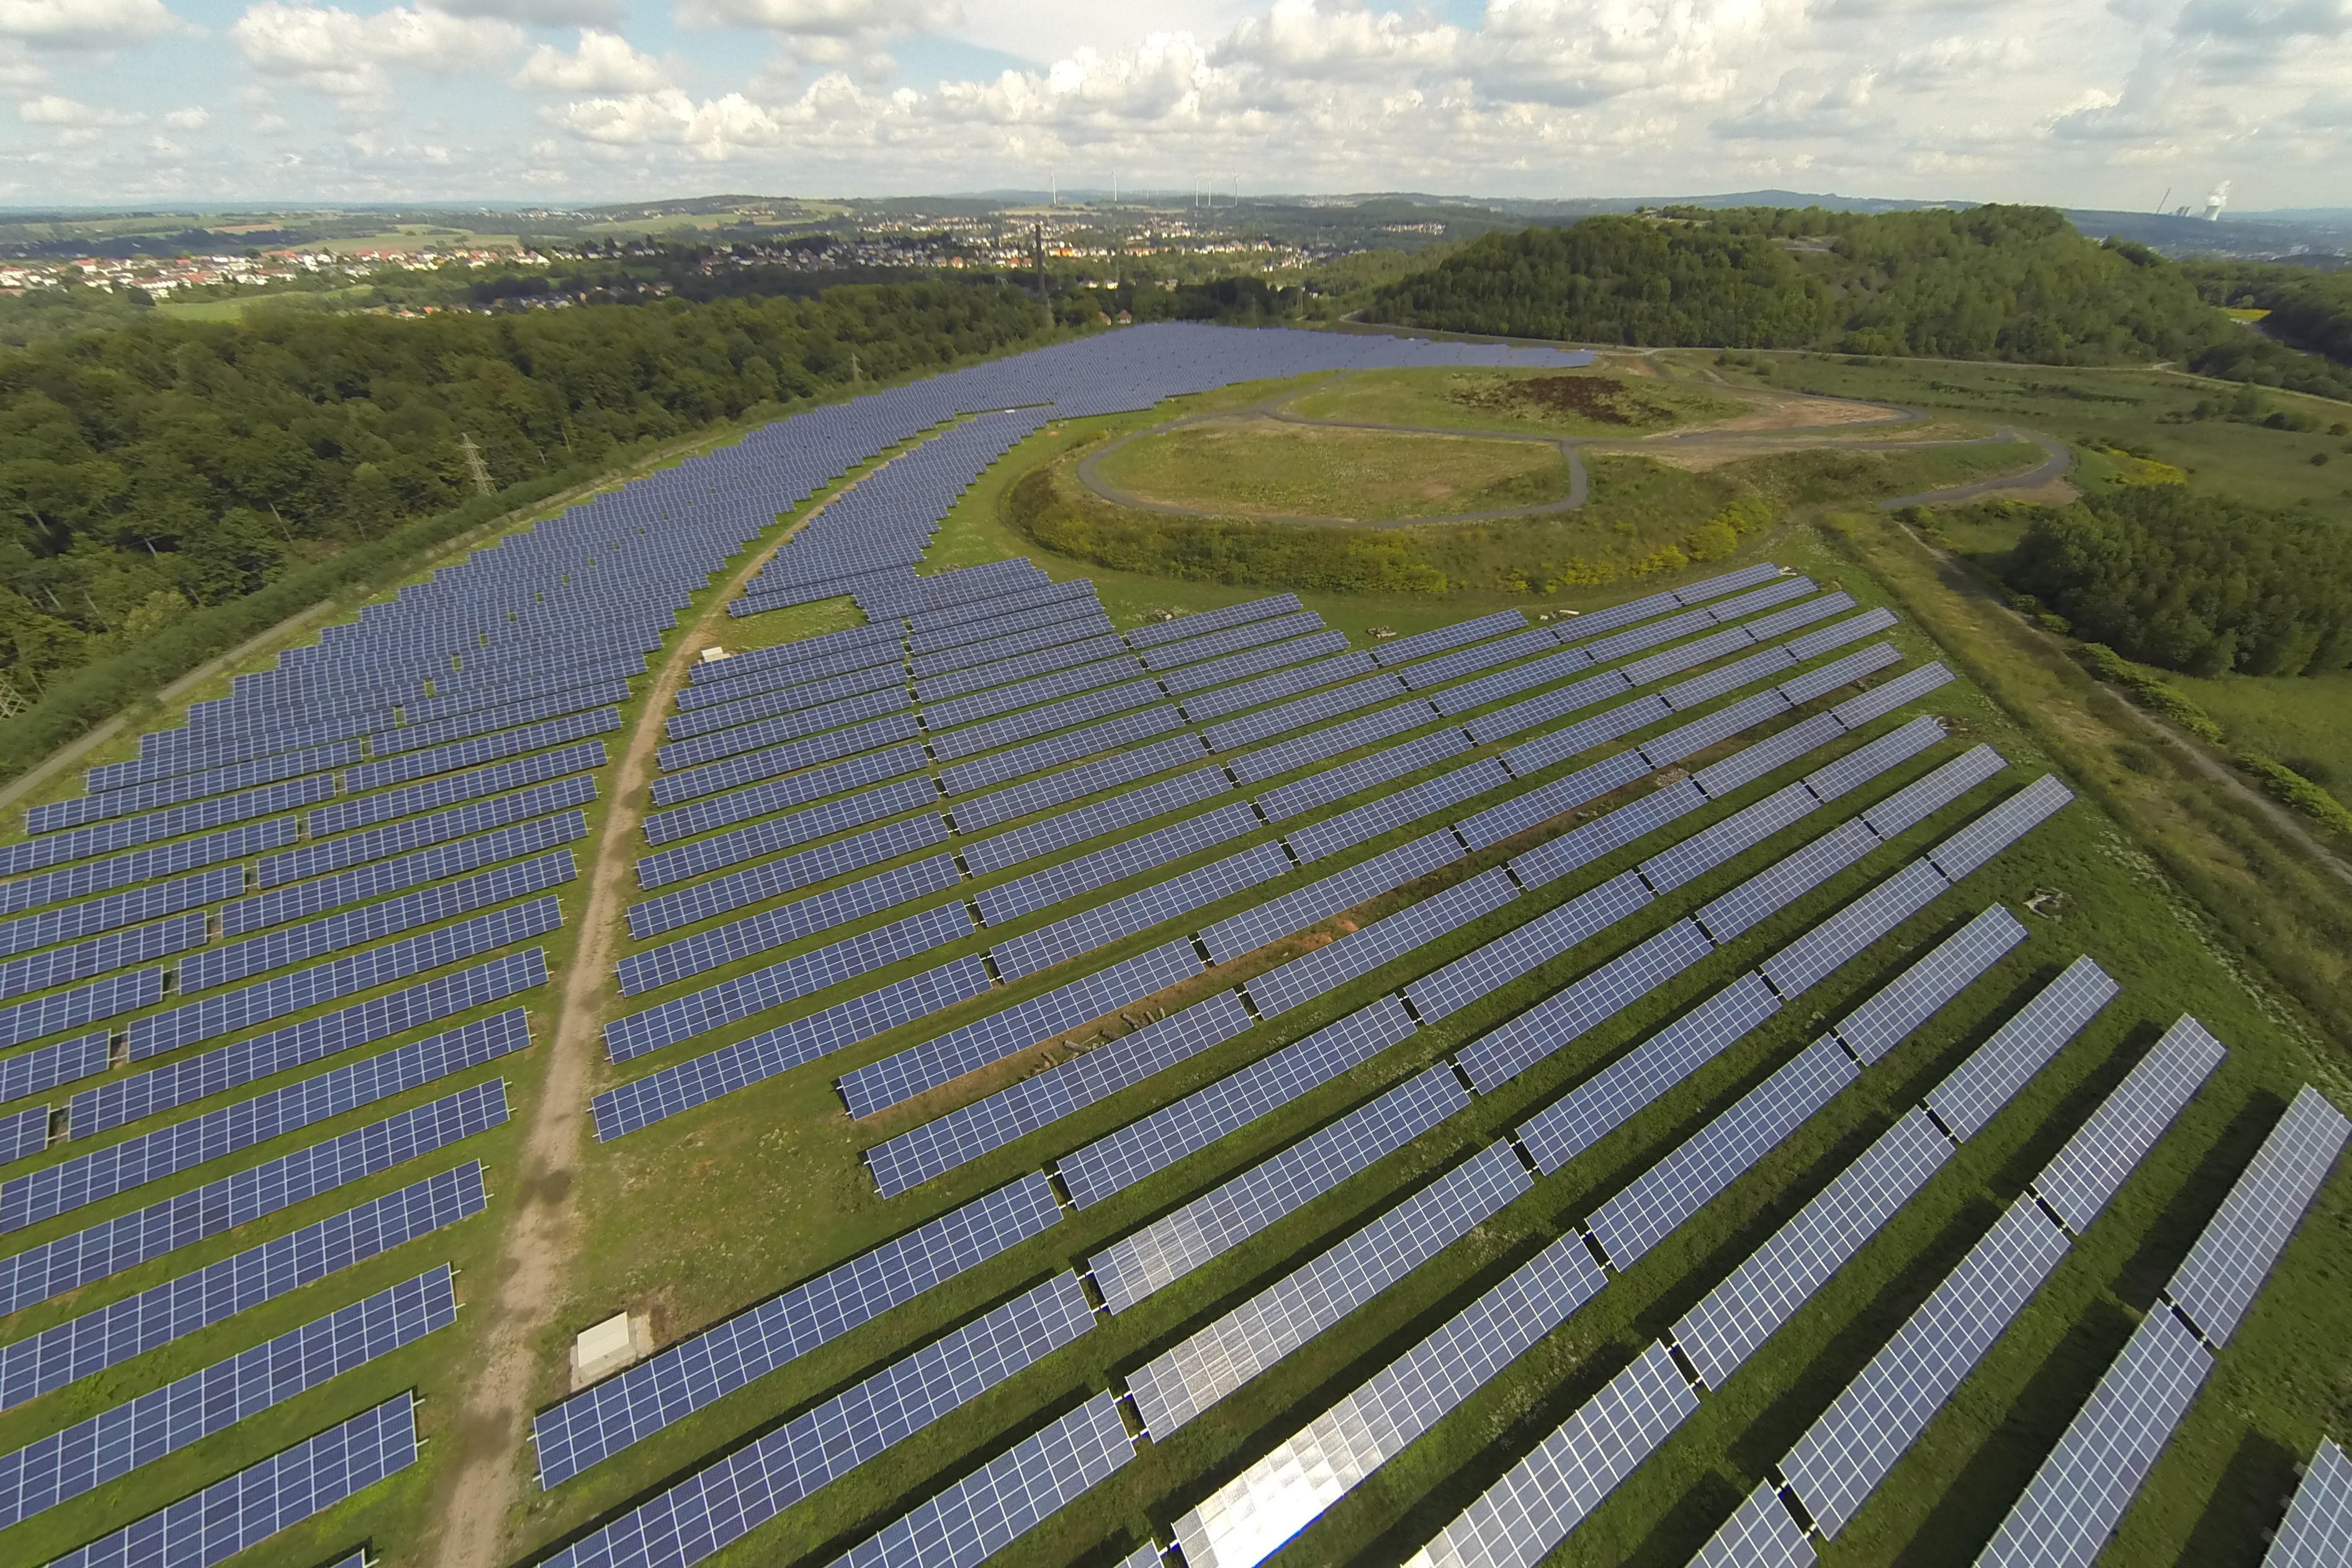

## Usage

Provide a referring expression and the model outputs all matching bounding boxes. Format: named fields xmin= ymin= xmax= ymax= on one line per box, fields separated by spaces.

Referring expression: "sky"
xmin=0 ymin=0 xmax=2346 ymax=210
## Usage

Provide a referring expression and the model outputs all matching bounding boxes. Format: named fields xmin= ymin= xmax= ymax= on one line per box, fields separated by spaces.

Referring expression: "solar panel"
xmin=1057 ymin=998 xmax=1416 ymax=1209
xmin=308 ymin=741 xmax=602 ymax=837
xmin=1198 ymin=666 xmax=1399 ymax=746
xmin=1974 ymin=1309 xmax=2212 ymax=1568
xmin=534 ymin=1277 xmax=1093 ymax=1568
xmin=604 ymin=901 xmax=972 ymax=1060
xmin=822 ymin=1392 xmax=1135 ymax=1568
xmin=185 ymin=852 xmax=574 ymax=993
xmin=961 ymin=768 xmax=1231 ymax=877
xmin=1829 ymin=660 xmax=1954 ymax=730
xmin=674 ymin=658 xmax=902 ymax=721
xmin=0 ymin=912 xmax=205 ymax=1003
xmin=1228 ymin=699 xmax=1439 ymax=788
xmin=1510 ymin=779 xmax=1708 ymax=888
xmin=655 ymin=686 xmax=912 ymax=770
xmin=619 ymin=855 xmax=961 ymax=994
xmin=1453 ymin=749 xmax=1649 ymax=851
xmin=0 ymin=967 xmax=161 ymax=1051
xmin=77 ymin=950 xmax=545 ymax=1136
xmin=915 ymin=633 xmax=1129 ymax=701
xmin=0 ymin=822 xmax=289 ymax=919
xmin=1407 ymin=1342 xmax=1695 ymax=1568
xmin=1701 ymin=575 xmax=1818 ymax=625
xmin=1582 ymin=1037 xmax=1859 ymax=1266
xmin=1246 ymin=869 xmax=1518 ymax=1022
xmin=1636 ymin=691 xmax=1796 ymax=770
xmin=1393 ymin=628 xmax=1562 ymax=692
xmin=344 ymin=706 xmax=620 ymax=794
xmin=1162 ymin=632 xmax=1353 ymax=696
xmin=1738 ymin=589 xmax=1859 ymax=645
xmin=2264 ymin=1439 xmax=2352 ymax=1568
xmin=0 ymin=1106 xmax=47 ymax=1165
xmin=1800 ymin=714 xmax=1949 ymax=808
xmin=2163 ymin=1084 xmax=2350 ymax=1348
xmin=1690 ymin=714 xmax=1846 ymax=801
xmin=74 ymin=741 xmax=358 ymax=813
xmin=369 ymin=679 xmax=631 ymax=757
xmin=128 ymin=895 xmax=560 ymax=1059
xmin=1858 ymin=747 xmax=2003 ymax=849
xmin=1255 ymin=732 xmax=1468 ymax=825
xmin=2 ymin=868 xmax=241 ymax=959
xmin=43 ymin=1392 xmax=419 ymax=1568
xmin=1514 ymin=974 xmax=1782 ymax=1175
xmin=1170 ymin=1230 xmax=1605 ymax=1568
xmin=1659 ymin=645 xmax=1799 ymax=712
xmin=1757 ymin=858 xmax=1951 ymax=998
xmin=1405 ymin=869 xmax=1651 ymax=1024
xmin=1673 ymin=1108 xmax=1956 ymax=1389
xmin=0 ymin=1163 xmax=485 ymax=1412
xmin=1780 ymin=1200 xmax=2071 ymax=1539
xmin=1493 ymin=692 xmax=1673 ymax=774
xmin=1637 ymin=782 xmax=1819 ymax=894
xmin=1128 ymin=1141 xmax=1530 ymax=1436
xmin=627 ymin=817 xmax=949 ymax=941
xmin=1453 ymin=920 xmax=1715 ymax=1094
xmin=1924 ymin=956 xmax=2117 ymax=1140
xmin=922 ymin=656 xmax=1142 ymax=730
xmin=1785 ymin=605 xmax=1900 ymax=664
xmin=1087 ymin=1063 xmax=1470 ymax=1312
xmin=1618 ymin=625 xmax=1760 ymax=690
xmin=2033 ymin=1016 xmax=2227 ymax=1235
xmin=940 ymin=706 xmax=1187 ymax=795
xmin=866 ymin=991 xmax=1250 ymax=1196
xmin=1830 ymin=904 xmax=2027 ymax=1064
xmin=1196 ymin=829 xmax=1454 ymax=965
xmin=640 ymin=743 xmax=927 ymax=848
xmin=0 ymin=1266 xmax=455 ymax=1528
xmin=976 ymin=802 xmax=1261 ymax=926
xmin=841 ymin=935 xmax=1208 ymax=1115
xmin=951 ymin=735 xmax=1210 ymax=832
xmin=1689 ymin=1485 xmax=1816 ymax=1568
xmin=1926 ymin=773 xmax=2075 ymax=882
xmin=0 ymin=1079 xmax=506 ymax=1315
xmin=593 ymin=956 xmax=996 ymax=1140
xmin=258 ymin=775 xmax=596 ymax=887
xmin=652 ymin=712 xmax=922 ymax=807
xmin=929 ymin=679 xmax=1164 ymax=761
xmin=1285 ymin=758 xmax=1511 ymax=862
xmin=229 ymin=813 xmax=585 ymax=938
xmin=534 ymin=1172 xmax=1059 ymax=1488
xmin=992 ymin=841 xmax=1292 ymax=982
xmin=1128 ymin=595 xmax=1303 ymax=649
xmin=1371 ymin=611 xmax=1528 ymax=667
xmin=0 ymin=1031 xmax=109 ymax=1108
xmin=1577 ymin=606 xmax=1718 ymax=666
xmin=1774 ymin=640 xmax=1905 ymax=712
xmin=3 ymin=1010 xmax=526 ymax=1235
xmin=1429 ymin=650 xmax=1604 ymax=720
xmin=907 ymin=612 xmax=1116 ymax=677
xmin=639 ymin=779 xmax=940 ymax=892
xmin=3 ymin=776 xmax=334 ymax=877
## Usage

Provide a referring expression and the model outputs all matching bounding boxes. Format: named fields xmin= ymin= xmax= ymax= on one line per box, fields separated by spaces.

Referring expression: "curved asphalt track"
xmin=1074 ymin=377 xmax=2072 ymax=527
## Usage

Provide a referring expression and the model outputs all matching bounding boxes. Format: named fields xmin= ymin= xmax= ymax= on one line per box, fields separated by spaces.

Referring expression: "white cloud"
xmin=679 ymin=0 xmax=959 ymax=35
xmin=17 ymin=90 xmax=137 ymax=122
xmin=0 ymin=0 xmax=177 ymax=45
xmin=514 ymin=27 xmax=668 ymax=90
xmin=1715 ymin=67 xmax=1889 ymax=139
xmin=163 ymin=102 xmax=208 ymax=125
xmin=232 ymin=2 xmax=524 ymax=105
xmin=1882 ymin=34 xmax=2027 ymax=87
xmin=432 ymin=0 xmax=621 ymax=25
xmin=550 ymin=85 xmax=788 ymax=157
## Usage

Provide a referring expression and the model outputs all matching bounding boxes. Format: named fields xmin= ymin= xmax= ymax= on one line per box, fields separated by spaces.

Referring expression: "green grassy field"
xmin=1286 ymin=364 xmax=1748 ymax=437
xmin=1093 ymin=418 xmax=1579 ymax=521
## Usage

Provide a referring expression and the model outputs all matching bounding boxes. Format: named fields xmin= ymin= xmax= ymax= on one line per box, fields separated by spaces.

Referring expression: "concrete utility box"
xmin=698 ymin=646 xmax=730 ymax=663
xmin=570 ymin=1311 xmax=652 ymax=1390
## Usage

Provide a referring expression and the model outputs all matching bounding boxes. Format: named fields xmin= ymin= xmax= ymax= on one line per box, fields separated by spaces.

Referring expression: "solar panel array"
xmin=2264 ymin=1439 xmax=2352 ymax=1568
xmin=43 ymin=1392 xmax=419 ymax=1568
xmin=0 ymin=1266 xmax=454 ymax=1527
xmin=531 ymin=1173 xmax=1061 ymax=1485
xmin=2161 ymin=1085 xmax=2350 ymax=1347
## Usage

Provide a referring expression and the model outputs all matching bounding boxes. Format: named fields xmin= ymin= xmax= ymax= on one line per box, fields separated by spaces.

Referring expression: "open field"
xmin=1284 ymin=365 xmax=1749 ymax=437
xmin=1092 ymin=418 xmax=1579 ymax=521
xmin=0 ymin=335 xmax=2345 ymax=1568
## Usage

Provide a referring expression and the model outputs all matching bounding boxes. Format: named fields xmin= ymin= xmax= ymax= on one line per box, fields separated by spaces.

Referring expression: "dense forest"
xmin=0 ymin=280 xmax=1048 ymax=706
xmin=1362 ymin=206 xmax=2352 ymax=395
xmin=2003 ymin=488 xmax=2352 ymax=677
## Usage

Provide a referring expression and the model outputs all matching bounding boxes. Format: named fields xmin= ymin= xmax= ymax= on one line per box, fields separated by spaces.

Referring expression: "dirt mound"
xmin=1451 ymin=374 xmax=1657 ymax=425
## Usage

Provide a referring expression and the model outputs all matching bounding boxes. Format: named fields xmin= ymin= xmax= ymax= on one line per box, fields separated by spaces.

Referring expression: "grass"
xmin=1285 ymin=365 xmax=1748 ymax=437
xmin=2168 ymin=670 xmax=2352 ymax=809
xmin=1092 ymin=418 xmax=1579 ymax=521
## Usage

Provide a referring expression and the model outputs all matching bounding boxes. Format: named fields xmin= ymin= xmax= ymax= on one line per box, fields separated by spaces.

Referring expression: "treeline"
xmin=0 ymin=280 xmax=1049 ymax=704
xmin=1358 ymin=206 xmax=2351 ymax=388
xmin=2182 ymin=260 xmax=2352 ymax=399
xmin=2003 ymin=488 xmax=2352 ymax=677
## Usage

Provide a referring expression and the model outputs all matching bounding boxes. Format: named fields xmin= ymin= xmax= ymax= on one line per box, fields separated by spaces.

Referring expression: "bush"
xmin=2233 ymin=753 xmax=2352 ymax=840
xmin=2073 ymin=641 xmax=2225 ymax=743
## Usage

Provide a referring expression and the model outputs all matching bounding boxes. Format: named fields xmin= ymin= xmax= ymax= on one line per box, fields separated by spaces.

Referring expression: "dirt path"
xmin=424 ymin=456 xmax=903 ymax=1568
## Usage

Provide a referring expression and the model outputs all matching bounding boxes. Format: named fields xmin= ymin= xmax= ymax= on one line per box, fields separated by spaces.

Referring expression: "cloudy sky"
xmin=1 ymin=0 xmax=2345 ymax=208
